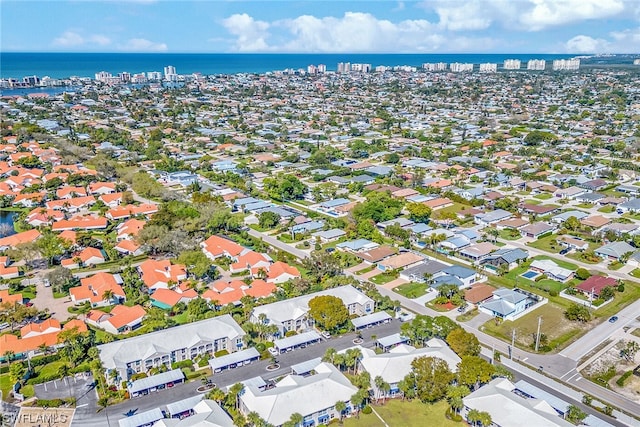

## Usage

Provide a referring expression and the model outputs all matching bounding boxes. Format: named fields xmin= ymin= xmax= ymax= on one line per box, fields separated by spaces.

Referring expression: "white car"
xmin=268 ymin=347 xmax=279 ymax=356
xmin=321 ymin=331 xmax=331 ymax=339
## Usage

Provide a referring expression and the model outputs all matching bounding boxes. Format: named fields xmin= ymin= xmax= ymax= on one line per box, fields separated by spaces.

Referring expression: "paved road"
xmin=30 ymin=278 xmax=74 ymax=321
xmin=70 ymin=322 xmax=400 ymax=427
xmin=246 ymin=228 xmax=310 ymax=260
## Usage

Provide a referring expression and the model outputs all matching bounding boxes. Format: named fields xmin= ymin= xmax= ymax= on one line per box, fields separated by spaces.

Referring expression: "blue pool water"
xmin=521 ymin=270 xmax=540 ymax=279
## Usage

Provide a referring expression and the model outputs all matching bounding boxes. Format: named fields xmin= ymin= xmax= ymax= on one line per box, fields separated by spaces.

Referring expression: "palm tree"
xmin=322 ymin=347 xmax=337 ymax=365
xmin=208 ymin=388 xmax=226 ymax=404
xmin=335 ymin=401 xmax=347 ymax=424
xmin=374 ymin=376 xmax=385 ymax=402
xmin=229 ymin=383 xmax=244 ymax=411
xmin=102 ymin=289 xmax=114 ymax=304
xmin=345 ymin=348 xmax=362 ymax=375
xmin=246 ymin=411 xmax=265 ymax=427
xmin=288 ymin=412 xmax=303 ymax=427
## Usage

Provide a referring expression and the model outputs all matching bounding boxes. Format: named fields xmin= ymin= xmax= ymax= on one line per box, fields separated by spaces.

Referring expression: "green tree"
xmin=409 ymin=356 xmax=455 ymax=403
xmin=186 ymin=298 xmax=211 ymax=322
xmin=308 ymin=295 xmax=349 ymax=332
xmin=36 ymin=232 xmax=66 ymax=266
xmin=301 ymin=251 xmax=342 ymax=283
xmin=335 ymin=400 xmax=347 ymax=423
xmin=564 ymin=216 xmax=581 ymax=232
xmin=177 ymin=250 xmax=216 ymax=279
xmin=9 ymin=361 xmax=26 ymax=384
xmin=564 ymin=303 xmax=591 ymax=322
xmin=264 ymin=174 xmax=307 ymax=201
xmin=258 ymin=211 xmax=281 ymax=229
xmin=566 ymin=405 xmax=587 ymax=424
xmin=574 ymin=268 xmax=591 ymax=280
xmin=467 ymin=409 xmax=492 ymax=426
xmin=446 ymin=328 xmax=481 ymax=357
xmin=457 ymin=356 xmax=495 ymax=391
xmin=446 ymin=385 xmax=470 ymax=414
xmin=406 ymin=202 xmax=432 ymax=223
xmin=352 ymin=191 xmax=403 ymax=223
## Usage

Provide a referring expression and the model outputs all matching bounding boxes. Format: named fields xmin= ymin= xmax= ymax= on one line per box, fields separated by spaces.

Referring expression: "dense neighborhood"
xmin=2 ymin=61 xmax=640 ymax=427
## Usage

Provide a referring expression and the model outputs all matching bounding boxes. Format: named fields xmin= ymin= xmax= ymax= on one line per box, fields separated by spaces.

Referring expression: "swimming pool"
xmin=521 ymin=270 xmax=541 ymax=280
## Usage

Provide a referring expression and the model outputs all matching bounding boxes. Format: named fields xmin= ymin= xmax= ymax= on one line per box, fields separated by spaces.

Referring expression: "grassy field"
xmin=630 ymin=269 xmax=640 ymax=279
xmin=575 ymin=203 xmax=594 ymax=209
xmin=394 ymin=282 xmax=428 ymax=299
xmin=499 ymin=229 xmax=522 ymax=240
xmin=597 ymin=206 xmax=616 ymax=213
xmin=534 ymin=193 xmax=553 ymax=200
xmin=523 ymin=199 xmax=542 ymax=205
xmin=370 ymin=271 xmax=400 ymax=285
xmin=526 ymin=235 xmax=561 ymax=253
xmin=0 ymin=372 xmax=13 ymax=400
xmin=481 ymin=302 xmax=588 ymax=351
xmin=343 ymin=400 xmax=459 ymax=427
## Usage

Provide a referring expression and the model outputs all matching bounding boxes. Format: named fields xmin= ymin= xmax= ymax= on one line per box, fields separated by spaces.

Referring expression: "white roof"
xmin=376 ymin=333 xmax=408 ymax=347
xmin=351 ymin=311 xmax=392 ymax=329
xmin=240 ymin=362 xmax=357 ymax=426
xmin=98 ymin=315 xmax=245 ymax=370
xmin=155 ymin=400 xmax=234 ymax=427
xmin=463 ymin=378 xmax=574 ymax=427
xmin=274 ymin=331 xmax=321 ymax=350
xmin=252 ymin=285 xmax=372 ymax=324
xmin=119 ymin=408 xmax=164 ymax=427
xmin=530 ymin=259 xmax=573 ymax=280
xmin=208 ymin=348 xmax=260 ymax=370
xmin=128 ymin=369 xmax=184 ymax=393
xmin=360 ymin=339 xmax=461 ymax=384
xmin=166 ymin=395 xmax=204 ymax=417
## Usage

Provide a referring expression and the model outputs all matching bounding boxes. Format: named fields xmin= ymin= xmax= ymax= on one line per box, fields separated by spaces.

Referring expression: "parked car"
xmin=559 ymin=248 xmax=570 ymax=255
xmin=321 ymin=331 xmax=331 ymax=339
xmin=268 ymin=347 xmax=279 ymax=356
xmin=609 ymin=316 xmax=619 ymax=323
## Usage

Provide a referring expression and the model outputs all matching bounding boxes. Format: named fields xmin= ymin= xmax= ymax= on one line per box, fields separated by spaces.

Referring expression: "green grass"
xmin=499 ymin=229 xmax=522 ymax=241
xmin=434 ymin=202 xmax=471 ymax=218
xmin=608 ymin=261 xmax=624 ymax=271
xmin=523 ymin=199 xmax=542 ymax=205
xmin=456 ymin=308 xmax=480 ymax=322
xmin=356 ymin=264 xmax=377 ymax=275
xmin=53 ymin=291 xmax=67 ymax=299
xmin=597 ymin=206 xmax=615 ymax=213
xmin=575 ymin=203 xmax=594 ymax=209
xmin=591 ymin=281 xmax=640 ymax=319
xmin=1 ymin=372 xmax=14 ymax=399
xmin=534 ymin=193 xmax=553 ymax=200
xmin=630 ymin=269 xmax=640 ymax=279
xmin=370 ymin=270 xmax=399 ymax=285
xmin=526 ymin=235 xmax=562 ymax=253
xmin=394 ymin=282 xmax=428 ymax=299
xmin=343 ymin=400 xmax=458 ymax=427
xmin=481 ymin=302 xmax=586 ymax=352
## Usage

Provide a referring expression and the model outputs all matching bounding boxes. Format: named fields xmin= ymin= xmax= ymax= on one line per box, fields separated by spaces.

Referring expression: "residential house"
xmin=529 ymin=259 xmax=574 ymax=282
xmin=0 ymin=319 xmax=87 ymax=361
xmin=595 ymin=241 xmax=635 ymax=261
xmin=311 ymin=228 xmax=346 ymax=243
xmin=474 ymin=209 xmax=513 ymax=226
xmin=239 ymin=361 xmax=357 ymax=427
xmin=69 ymin=272 xmax=126 ymax=307
xmin=250 ymin=285 xmax=374 ymax=336
xmin=97 ymin=315 xmax=246 ymax=381
xmin=479 ymin=248 xmax=528 ymax=272
xmin=575 ymin=276 xmax=617 ymax=299
xmin=150 ymin=287 xmax=198 ymax=310
xmin=399 ymin=260 xmax=449 ymax=283
xmin=85 ymin=305 xmax=146 ymax=335
xmin=479 ymin=288 xmax=541 ymax=321
xmin=377 ymin=252 xmax=425 ymax=271
xmin=458 ymin=242 xmax=498 ymax=263
xmin=520 ymin=222 xmax=556 ymax=239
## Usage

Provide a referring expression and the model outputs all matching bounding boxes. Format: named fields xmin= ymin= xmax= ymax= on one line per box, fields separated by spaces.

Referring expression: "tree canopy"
xmin=352 ymin=191 xmax=403 ymax=223
xmin=407 ymin=356 xmax=455 ymax=403
xmin=308 ymin=295 xmax=349 ymax=332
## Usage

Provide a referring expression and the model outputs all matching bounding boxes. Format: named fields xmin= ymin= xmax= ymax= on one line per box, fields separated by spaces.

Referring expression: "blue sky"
xmin=1 ymin=0 xmax=639 ymax=53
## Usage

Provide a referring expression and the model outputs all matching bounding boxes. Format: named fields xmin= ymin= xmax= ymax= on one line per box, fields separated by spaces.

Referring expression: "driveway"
xmin=381 ymin=277 xmax=408 ymax=290
xmin=31 ymin=279 xmax=73 ymax=321
xmin=35 ymin=372 xmax=98 ymax=411
xmin=358 ymin=269 xmax=382 ymax=280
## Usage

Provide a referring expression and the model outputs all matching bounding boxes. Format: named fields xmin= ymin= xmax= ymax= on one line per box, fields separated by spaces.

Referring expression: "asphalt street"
xmin=68 ymin=321 xmax=400 ymax=427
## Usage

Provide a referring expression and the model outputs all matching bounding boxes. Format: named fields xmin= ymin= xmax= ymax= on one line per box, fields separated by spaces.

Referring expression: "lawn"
xmin=394 ymin=282 xmax=428 ymax=299
xmin=591 ymin=281 xmax=640 ymax=319
xmin=608 ymin=261 xmax=624 ymax=271
xmin=534 ymin=193 xmax=553 ymax=200
xmin=499 ymin=229 xmax=522 ymax=241
xmin=343 ymin=400 xmax=459 ymax=427
xmin=597 ymin=206 xmax=616 ymax=213
xmin=575 ymin=203 xmax=594 ymax=209
xmin=370 ymin=271 xmax=400 ymax=285
xmin=630 ymin=269 xmax=640 ymax=279
xmin=1 ymin=372 xmax=14 ymax=400
xmin=523 ymin=198 xmax=542 ymax=205
xmin=481 ymin=302 xmax=588 ymax=352
xmin=434 ymin=202 xmax=471 ymax=218
xmin=526 ymin=235 xmax=561 ymax=253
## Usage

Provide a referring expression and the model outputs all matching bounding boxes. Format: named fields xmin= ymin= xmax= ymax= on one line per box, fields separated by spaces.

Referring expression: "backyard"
xmin=343 ymin=400 xmax=459 ymax=427
xmin=499 ymin=228 xmax=522 ymax=241
xmin=490 ymin=255 xmax=580 ymax=295
xmin=369 ymin=270 xmax=400 ymax=285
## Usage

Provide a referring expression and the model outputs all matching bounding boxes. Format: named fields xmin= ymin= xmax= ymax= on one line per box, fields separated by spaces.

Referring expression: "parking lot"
xmin=34 ymin=372 xmax=98 ymax=410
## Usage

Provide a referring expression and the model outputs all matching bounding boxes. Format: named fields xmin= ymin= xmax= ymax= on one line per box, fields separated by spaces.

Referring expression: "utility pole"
xmin=535 ymin=316 xmax=543 ymax=352
xmin=511 ymin=329 xmax=516 ymax=360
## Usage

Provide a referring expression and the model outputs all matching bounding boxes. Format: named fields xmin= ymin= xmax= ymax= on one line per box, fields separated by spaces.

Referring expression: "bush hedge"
xmin=171 ymin=360 xmax=193 ymax=370
xmin=616 ymin=371 xmax=633 ymax=387
xmin=361 ymin=405 xmax=372 ymax=415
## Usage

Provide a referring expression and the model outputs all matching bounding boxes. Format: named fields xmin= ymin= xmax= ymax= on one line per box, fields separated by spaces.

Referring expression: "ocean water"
xmin=0 ymin=52 xmax=578 ymax=79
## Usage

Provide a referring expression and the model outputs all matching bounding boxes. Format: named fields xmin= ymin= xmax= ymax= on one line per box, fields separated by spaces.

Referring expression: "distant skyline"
xmin=1 ymin=0 xmax=640 ymax=54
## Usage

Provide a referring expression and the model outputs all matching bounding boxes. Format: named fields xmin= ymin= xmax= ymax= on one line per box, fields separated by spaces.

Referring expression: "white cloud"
xmin=435 ymin=1 xmax=494 ymax=31
xmin=521 ymin=0 xmax=624 ymax=31
xmin=53 ymin=31 xmax=111 ymax=48
xmin=53 ymin=31 xmax=85 ymax=47
xmin=221 ymin=12 xmax=500 ymax=53
xmin=565 ymin=27 xmax=640 ymax=53
xmin=222 ymin=13 xmax=270 ymax=52
xmin=119 ymin=38 xmax=167 ymax=52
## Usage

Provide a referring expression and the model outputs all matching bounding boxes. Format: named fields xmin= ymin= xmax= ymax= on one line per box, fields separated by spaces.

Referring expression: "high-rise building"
xmin=307 ymin=65 xmax=317 ymax=75
xmin=479 ymin=63 xmax=497 ymax=73
xmin=317 ymin=64 xmax=327 ymax=73
xmin=118 ymin=72 xmax=131 ymax=83
xmin=147 ymin=71 xmax=162 ymax=81
xmin=634 ymin=59 xmax=640 ymax=66
xmin=351 ymin=63 xmax=371 ymax=72
xmin=450 ymin=63 xmax=474 ymax=72
xmin=337 ymin=62 xmax=351 ymax=73
xmin=503 ymin=59 xmax=521 ymax=70
xmin=552 ymin=59 xmax=580 ymax=71
xmin=95 ymin=71 xmax=112 ymax=82
xmin=23 ymin=75 xmax=40 ymax=86
xmin=527 ymin=59 xmax=546 ymax=70
xmin=422 ymin=62 xmax=447 ymax=71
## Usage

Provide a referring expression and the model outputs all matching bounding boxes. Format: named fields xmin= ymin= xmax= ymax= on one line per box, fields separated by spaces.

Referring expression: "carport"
xmin=351 ymin=311 xmax=392 ymax=330
xmin=376 ymin=333 xmax=409 ymax=352
xmin=127 ymin=369 xmax=184 ymax=398
xmin=117 ymin=408 xmax=164 ymax=427
xmin=274 ymin=331 xmax=321 ymax=353
xmin=208 ymin=348 xmax=260 ymax=373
